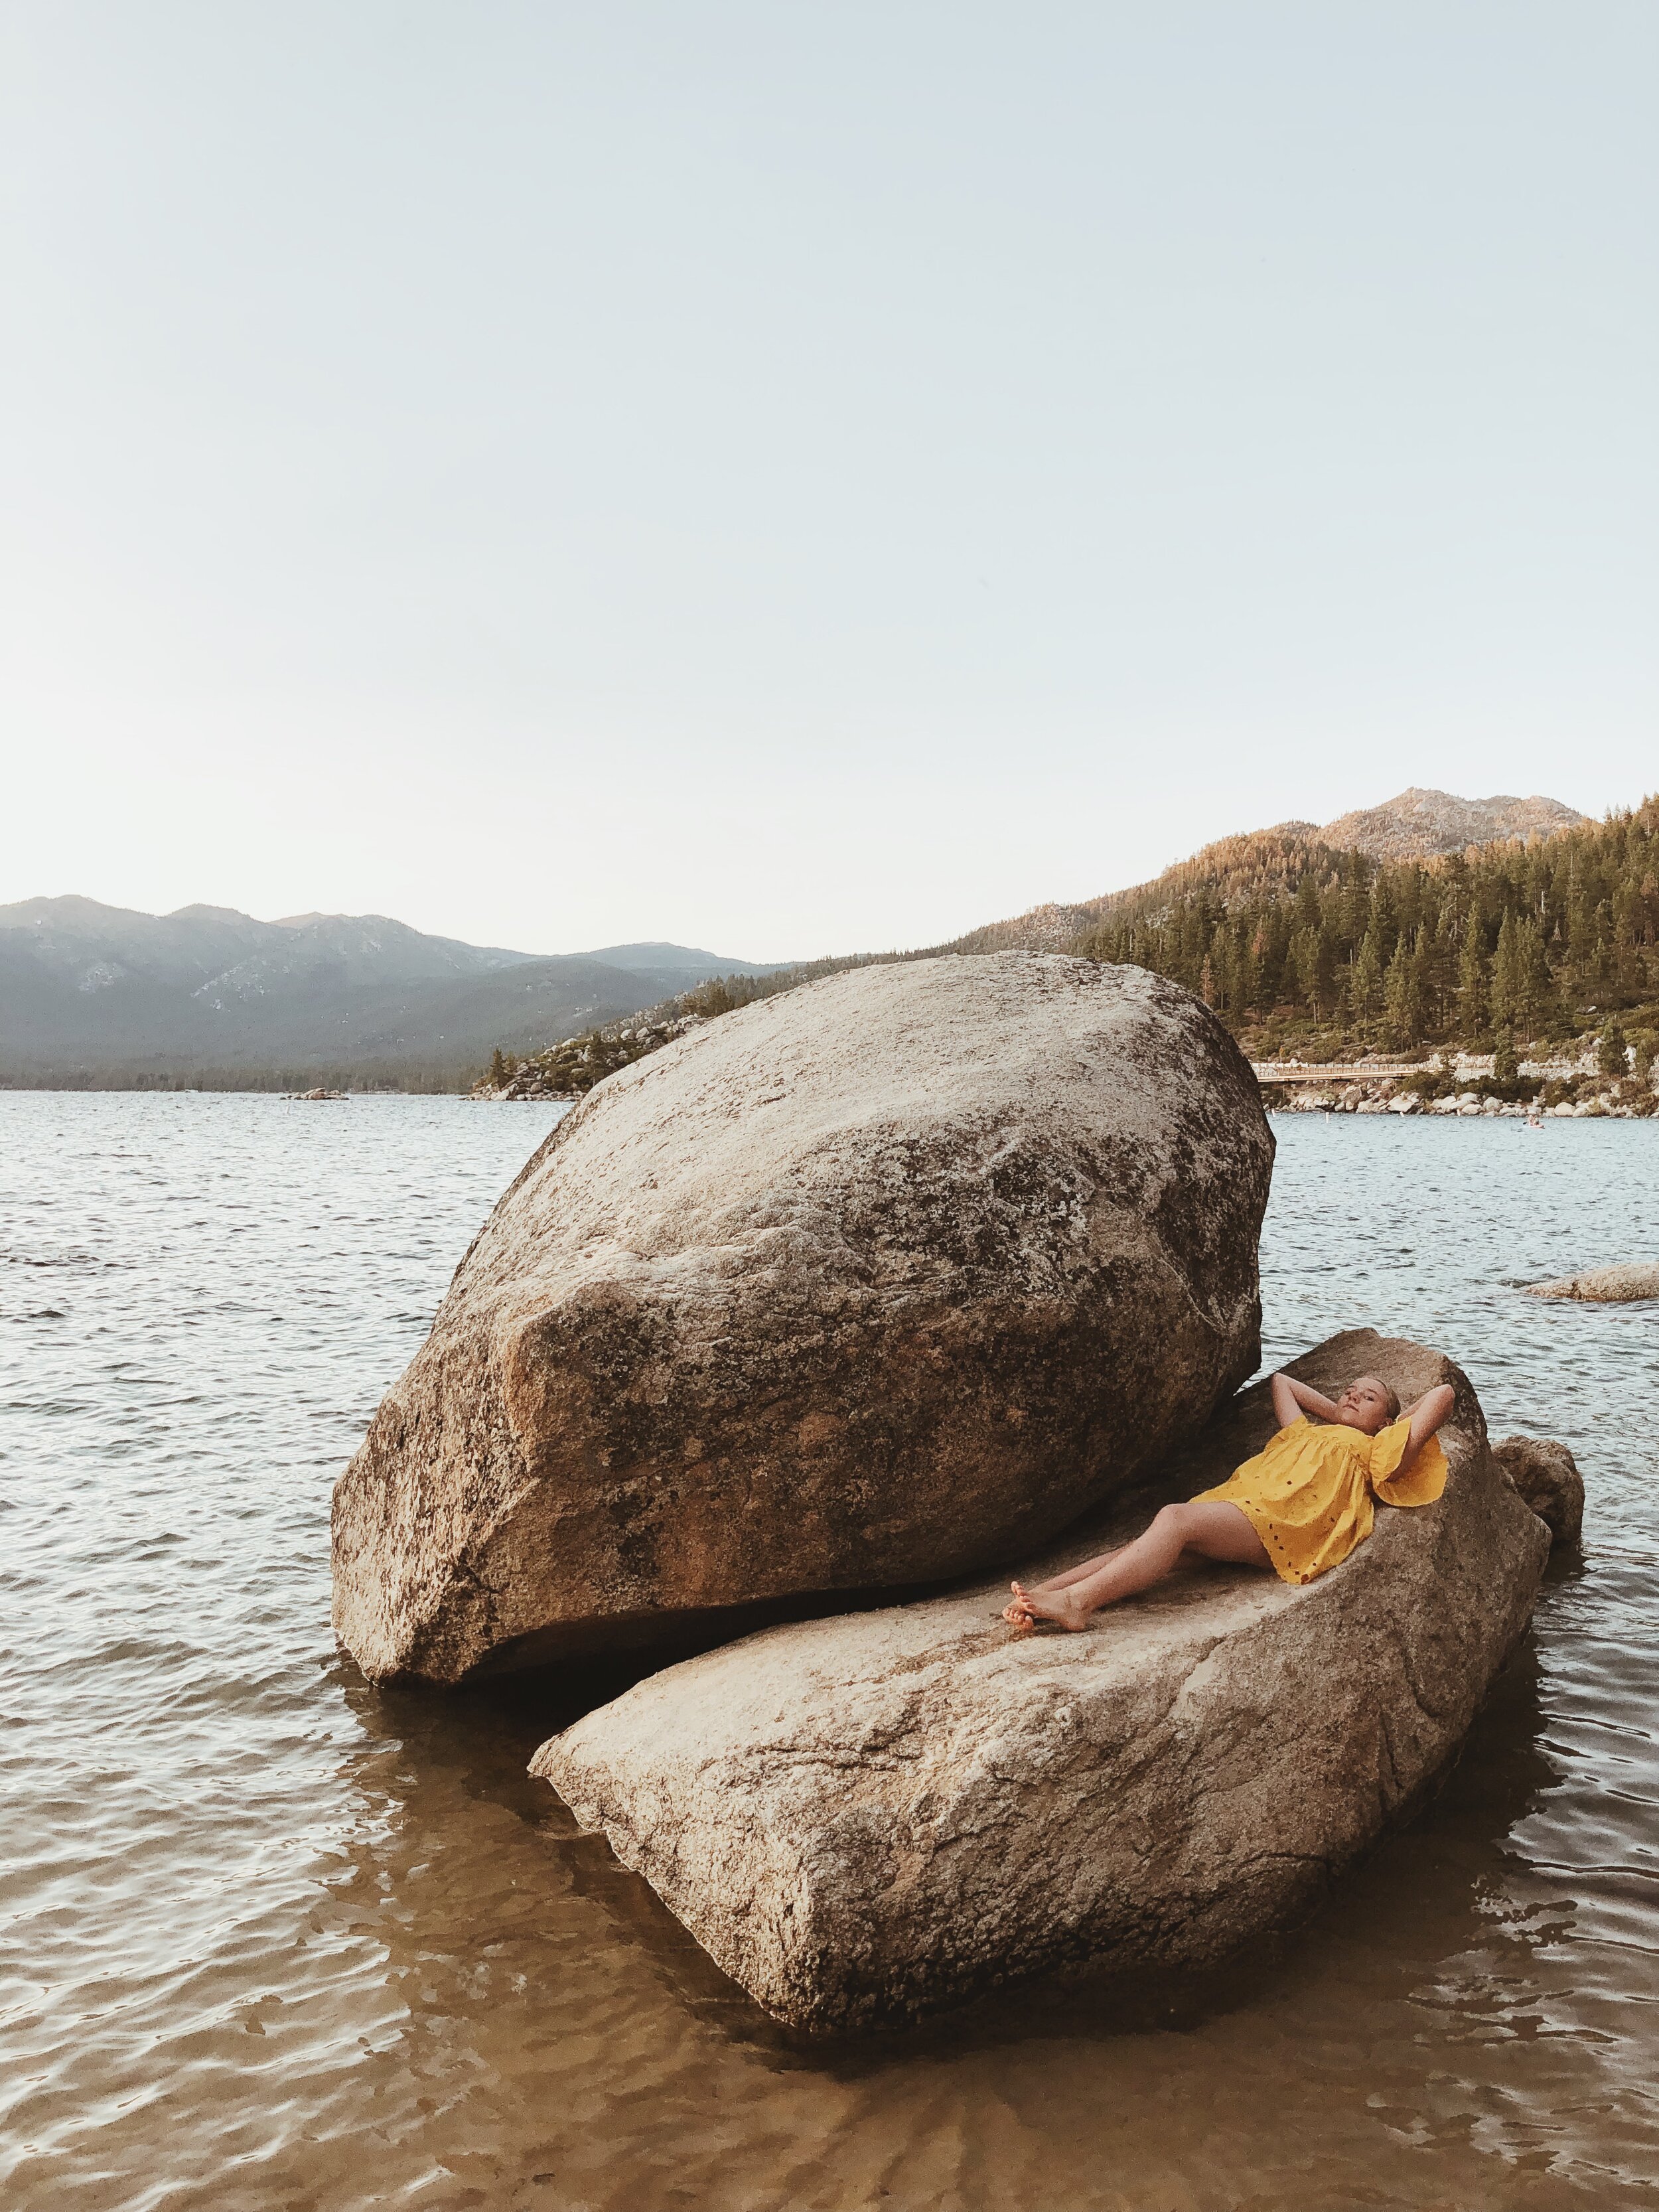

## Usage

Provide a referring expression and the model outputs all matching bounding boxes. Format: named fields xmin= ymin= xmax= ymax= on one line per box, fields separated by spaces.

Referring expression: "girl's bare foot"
xmin=1007 ymin=1580 xmax=1092 ymax=1632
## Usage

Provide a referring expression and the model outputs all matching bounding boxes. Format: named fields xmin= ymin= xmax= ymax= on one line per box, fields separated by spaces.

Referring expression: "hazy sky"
xmin=4 ymin=3 xmax=1654 ymax=958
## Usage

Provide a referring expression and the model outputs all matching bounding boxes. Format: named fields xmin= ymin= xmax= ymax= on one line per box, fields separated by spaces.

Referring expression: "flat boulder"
xmin=333 ymin=954 xmax=1272 ymax=1684
xmin=533 ymin=1331 xmax=1550 ymax=2032
xmin=1524 ymin=1262 xmax=1659 ymax=1302
xmin=1493 ymin=1434 xmax=1585 ymax=1545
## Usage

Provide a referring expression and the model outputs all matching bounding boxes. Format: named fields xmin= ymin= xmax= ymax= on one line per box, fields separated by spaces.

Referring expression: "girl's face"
xmin=1334 ymin=1375 xmax=1396 ymax=1434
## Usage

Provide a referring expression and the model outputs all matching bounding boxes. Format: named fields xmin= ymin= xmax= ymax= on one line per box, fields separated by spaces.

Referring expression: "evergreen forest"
xmin=1074 ymin=798 xmax=1659 ymax=1057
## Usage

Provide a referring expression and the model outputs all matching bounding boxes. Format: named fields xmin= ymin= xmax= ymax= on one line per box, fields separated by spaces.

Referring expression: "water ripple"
xmin=1 ymin=1097 xmax=1656 ymax=2210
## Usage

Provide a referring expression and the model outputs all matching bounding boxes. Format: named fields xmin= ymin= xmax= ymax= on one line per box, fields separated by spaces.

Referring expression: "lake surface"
xmin=2 ymin=1094 xmax=1656 ymax=2211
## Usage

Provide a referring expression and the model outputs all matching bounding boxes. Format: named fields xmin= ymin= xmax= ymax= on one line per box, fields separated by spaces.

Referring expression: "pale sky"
xmin=3 ymin=3 xmax=1654 ymax=960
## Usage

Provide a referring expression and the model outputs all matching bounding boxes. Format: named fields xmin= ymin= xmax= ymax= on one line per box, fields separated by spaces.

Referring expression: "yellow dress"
xmin=1191 ymin=1414 xmax=1449 ymax=1586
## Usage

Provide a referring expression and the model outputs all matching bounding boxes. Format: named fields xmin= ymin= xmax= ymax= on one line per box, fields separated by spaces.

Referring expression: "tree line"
xmin=1074 ymin=798 xmax=1659 ymax=1050
xmin=486 ymin=952 xmax=893 ymax=1096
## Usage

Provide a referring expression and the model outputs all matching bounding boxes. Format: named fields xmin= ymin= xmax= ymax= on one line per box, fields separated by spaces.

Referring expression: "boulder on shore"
xmin=1493 ymin=1434 xmax=1585 ymax=1545
xmin=333 ymin=954 xmax=1272 ymax=1684
xmin=1524 ymin=1262 xmax=1659 ymax=1302
xmin=533 ymin=1331 xmax=1550 ymax=2033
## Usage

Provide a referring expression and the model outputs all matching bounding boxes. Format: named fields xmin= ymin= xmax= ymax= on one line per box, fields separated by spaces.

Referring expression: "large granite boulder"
xmin=333 ymin=954 xmax=1271 ymax=1684
xmin=533 ymin=1331 xmax=1550 ymax=2032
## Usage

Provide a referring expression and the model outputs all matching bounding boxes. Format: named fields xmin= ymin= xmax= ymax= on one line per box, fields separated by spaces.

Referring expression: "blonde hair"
xmin=1354 ymin=1374 xmax=1401 ymax=1421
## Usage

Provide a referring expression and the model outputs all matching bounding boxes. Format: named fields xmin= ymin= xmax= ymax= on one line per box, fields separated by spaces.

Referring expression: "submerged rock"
xmin=332 ymin=954 xmax=1273 ymax=1685
xmin=1493 ymin=1435 xmax=1585 ymax=1545
xmin=1524 ymin=1263 xmax=1659 ymax=1303
xmin=533 ymin=1330 xmax=1549 ymax=2033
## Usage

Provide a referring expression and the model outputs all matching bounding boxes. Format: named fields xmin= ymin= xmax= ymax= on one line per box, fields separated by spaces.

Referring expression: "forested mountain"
xmin=934 ymin=786 xmax=1638 ymax=1056
xmin=4 ymin=789 xmax=1638 ymax=1090
xmin=947 ymin=790 xmax=1589 ymax=958
xmin=1076 ymin=798 xmax=1658 ymax=1053
xmin=0 ymin=899 xmax=778 ymax=1087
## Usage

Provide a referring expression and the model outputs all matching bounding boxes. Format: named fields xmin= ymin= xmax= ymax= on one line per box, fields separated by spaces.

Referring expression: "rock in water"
xmin=532 ymin=1332 xmax=1549 ymax=2033
xmin=1493 ymin=1434 xmax=1585 ymax=1545
xmin=1523 ymin=1263 xmax=1659 ymax=1303
xmin=332 ymin=954 xmax=1272 ymax=1684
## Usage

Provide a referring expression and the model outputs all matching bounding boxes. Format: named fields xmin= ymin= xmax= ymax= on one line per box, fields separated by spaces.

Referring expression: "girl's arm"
xmin=1270 ymin=1370 xmax=1342 ymax=1430
xmin=1394 ymin=1382 xmax=1456 ymax=1477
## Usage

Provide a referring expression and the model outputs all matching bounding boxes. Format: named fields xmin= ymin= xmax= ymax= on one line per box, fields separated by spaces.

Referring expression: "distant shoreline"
xmin=0 ymin=1070 xmax=474 ymax=1095
xmin=1258 ymin=1050 xmax=1654 ymax=1120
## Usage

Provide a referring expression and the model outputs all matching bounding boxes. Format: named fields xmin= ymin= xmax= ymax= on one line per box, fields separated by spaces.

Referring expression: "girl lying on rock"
xmin=1003 ymin=1370 xmax=1455 ymax=1633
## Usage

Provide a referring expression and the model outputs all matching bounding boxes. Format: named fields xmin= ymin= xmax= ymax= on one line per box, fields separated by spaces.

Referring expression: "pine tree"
xmin=1383 ymin=932 xmax=1423 ymax=1045
xmin=1347 ymin=932 xmax=1384 ymax=1029
xmin=1207 ymin=923 xmax=1232 ymax=1009
xmin=1457 ymin=912 xmax=1489 ymax=1037
xmin=1488 ymin=911 xmax=1521 ymax=1033
xmin=1290 ymin=926 xmax=1330 ymax=1019
xmin=1293 ymin=875 xmax=1323 ymax=940
xmin=1567 ymin=864 xmax=1593 ymax=974
xmin=1338 ymin=860 xmax=1370 ymax=948
xmin=1514 ymin=915 xmax=1555 ymax=1037
xmin=1368 ymin=873 xmax=1398 ymax=953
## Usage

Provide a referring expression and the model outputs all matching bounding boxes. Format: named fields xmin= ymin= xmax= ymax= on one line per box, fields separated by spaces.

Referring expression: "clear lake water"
xmin=1 ymin=1093 xmax=1656 ymax=2211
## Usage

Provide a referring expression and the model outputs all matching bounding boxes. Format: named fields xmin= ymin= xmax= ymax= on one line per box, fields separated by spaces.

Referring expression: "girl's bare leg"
xmin=999 ymin=1544 xmax=1131 ymax=1621
xmin=1027 ymin=1545 xmax=1128 ymax=1592
xmin=1006 ymin=1503 xmax=1269 ymax=1632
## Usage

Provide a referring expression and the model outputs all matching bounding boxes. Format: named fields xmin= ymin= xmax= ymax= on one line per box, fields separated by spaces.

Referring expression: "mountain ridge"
xmin=943 ymin=789 xmax=1589 ymax=954
xmin=0 ymin=790 xmax=1613 ymax=1087
xmin=0 ymin=897 xmax=781 ymax=1087
xmin=1319 ymin=788 xmax=1585 ymax=863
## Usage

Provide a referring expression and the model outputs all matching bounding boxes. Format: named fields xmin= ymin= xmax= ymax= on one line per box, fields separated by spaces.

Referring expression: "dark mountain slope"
xmin=576 ymin=941 xmax=791 ymax=1003
xmin=0 ymin=899 xmax=776 ymax=1086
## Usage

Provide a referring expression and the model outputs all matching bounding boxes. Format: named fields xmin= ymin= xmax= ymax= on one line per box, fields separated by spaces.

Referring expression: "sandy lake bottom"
xmin=2 ymin=1093 xmax=1657 ymax=2211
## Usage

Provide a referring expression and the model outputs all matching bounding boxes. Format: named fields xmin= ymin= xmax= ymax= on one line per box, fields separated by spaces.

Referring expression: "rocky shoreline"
xmin=472 ymin=1009 xmax=705 ymax=1102
xmin=480 ymin=1023 xmax=1659 ymax=1121
xmin=1260 ymin=1051 xmax=1659 ymax=1118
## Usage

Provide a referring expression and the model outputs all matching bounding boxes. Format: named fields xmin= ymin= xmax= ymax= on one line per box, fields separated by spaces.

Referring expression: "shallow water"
xmin=1 ymin=1095 xmax=1656 ymax=2211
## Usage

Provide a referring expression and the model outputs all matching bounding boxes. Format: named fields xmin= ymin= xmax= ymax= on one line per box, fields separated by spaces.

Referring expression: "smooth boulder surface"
xmin=534 ymin=1331 xmax=1550 ymax=2033
xmin=1524 ymin=1263 xmax=1659 ymax=1302
xmin=333 ymin=954 xmax=1272 ymax=1685
xmin=1494 ymin=1434 xmax=1585 ymax=1545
